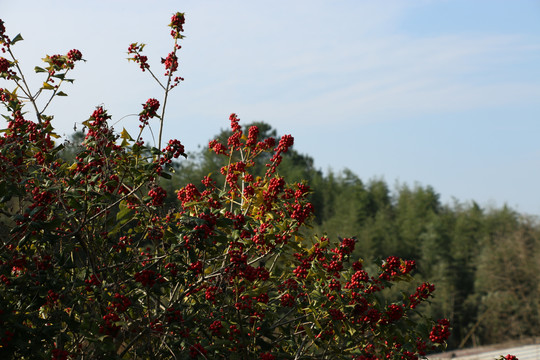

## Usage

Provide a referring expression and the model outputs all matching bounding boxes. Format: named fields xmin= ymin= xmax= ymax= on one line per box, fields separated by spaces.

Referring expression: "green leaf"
xmin=11 ymin=33 xmax=24 ymax=45
xmin=53 ymin=143 xmax=65 ymax=152
xmin=56 ymin=91 xmax=68 ymax=96
xmin=159 ymin=171 xmax=172 ymax=179
xmin=307 ymin=308 xmax=323 ymax=330
xmin=303 ymin=324 xmax=316 ymax=341
xmin=116 ymin=201 xmax=133 ymax=222
xmin=34 ymin=66 xmax=47 ymax=73
xmin=49 ymin=131 xmax=61 ymax=139
xmin=42 ymin=82 xmax=54 ymax=90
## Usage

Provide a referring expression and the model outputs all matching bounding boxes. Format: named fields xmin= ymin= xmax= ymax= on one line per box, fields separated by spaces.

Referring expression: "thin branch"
xmin=39 ymin=69 xmax=70 ymax=115
xmin=8 ymin=48 xmax=42 ymax=123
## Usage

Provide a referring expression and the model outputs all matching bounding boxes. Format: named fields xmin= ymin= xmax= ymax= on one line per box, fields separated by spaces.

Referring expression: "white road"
xmin=429 ymin=343 xmax=540 ymax=360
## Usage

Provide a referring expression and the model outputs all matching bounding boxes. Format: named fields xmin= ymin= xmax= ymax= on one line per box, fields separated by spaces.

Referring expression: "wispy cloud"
xmin=4 ymin=1 xmax=538 ymax=132
xmin=168 ymin=1 xmax=540 ymax=129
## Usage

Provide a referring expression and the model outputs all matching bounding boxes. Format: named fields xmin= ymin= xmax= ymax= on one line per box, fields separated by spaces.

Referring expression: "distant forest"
xmin=63 ymin=122 xmax=540 ymax=351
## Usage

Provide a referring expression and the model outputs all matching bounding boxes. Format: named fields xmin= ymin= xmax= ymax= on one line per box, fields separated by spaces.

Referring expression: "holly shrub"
xmin=0 ymin=12 xmax=454 ymax=359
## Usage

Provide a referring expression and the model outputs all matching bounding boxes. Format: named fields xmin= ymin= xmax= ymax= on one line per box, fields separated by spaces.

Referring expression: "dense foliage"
xmin=0 ymin=13 xmax=458 ymax=360
xmin=163 ymin=123 xmax=540 ymax=351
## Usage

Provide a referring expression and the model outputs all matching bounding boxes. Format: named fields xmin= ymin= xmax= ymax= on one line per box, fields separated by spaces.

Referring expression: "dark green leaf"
xmin=159 ymin=171 xmax=172 ymax=179
xmin=11 ymin=33 xmax=24 ymax=44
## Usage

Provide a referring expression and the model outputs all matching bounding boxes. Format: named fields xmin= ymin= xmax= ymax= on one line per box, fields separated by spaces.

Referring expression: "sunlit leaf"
xmin=117 ymin=201 xmax=133 ymax=222
xmin=42 ymin=82 xmax=55 ymax=90
xmin=121 ymin=128 xmax=134 ymax=141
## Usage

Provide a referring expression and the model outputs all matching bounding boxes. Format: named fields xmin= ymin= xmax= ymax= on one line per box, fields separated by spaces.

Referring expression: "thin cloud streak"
xmin=4 ymin=1 xmax=538 ymax=132
xmin=178 ymin=24 xmax=539 ymax=127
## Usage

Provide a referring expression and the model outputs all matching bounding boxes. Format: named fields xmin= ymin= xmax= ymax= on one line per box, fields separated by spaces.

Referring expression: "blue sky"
xmin=2 ymin=0 xmax=540 ymax=215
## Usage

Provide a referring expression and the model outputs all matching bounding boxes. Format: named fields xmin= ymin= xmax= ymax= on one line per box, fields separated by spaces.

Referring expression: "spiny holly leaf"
xmin=42 ymin=82 xmax=54 ymax=90
xmin=11 ymin=33 xmax=23 ymax=45
xmin=121 ymin=128 xmax=134 ymax=141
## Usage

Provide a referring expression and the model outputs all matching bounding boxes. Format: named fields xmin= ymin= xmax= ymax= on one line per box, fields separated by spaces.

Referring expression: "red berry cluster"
xmin=429 ymin=318 xmax=451 ymax=343
xmin=0 ymin=19 xmax=5 ymax=39
xmin=329 ymin=308 xmax=345 ymax=320
xmin=204 ymin=286 xmax=218 ymax=303
xmin=189 ymin=343 xmax=207 ymax=358
xmin=161 ymin=138 xmax=186 ymax=162
xmin=246 ymin=125 xmax=259 ymax=148
xmin=177 ymin=183 xmax=201 ymax=205
xmin=0 ymin=57 xmax=10 ymax=73
xmin=148 ymin=185 xmax=167 ymax=206
xmin=161 ymin=52 xmax=178 ymax=76
xmin=66 ymin=49 xmax=82 ymax=61
xmin=280 ymin=293 xmax=295 ymax=307
xmin=209 ymin=139 xmax=228 ymax=155
xmin=0 ymin=57 xmax=16 ymax=80
xmin=266 ymin=134 xmax=294 ymax=177
xmin=209 ymin=320 xmax=223 ymax=336
xmin=110 ymin=293 xmax=132 ymax=313
xmin=51 ymin=348 xmax=70 ymax=360
xmin=290 ymin=196 xmax=314 ymax=225
xmin=189 ymin=260 xmax=203 ymax=274
xmin=139 ymin=98 xmax=160 ymax=126
xmin=379 ymin=256 xmax=415 ymax=281
xmin=128 ymin=43 xmax=150 ymax=71
xmin=100 ymin=312 xmax=121 ymax=337
xmin=46 ymin=290 xmax=60 ymax=307
xmin=169 ymin=12 xmax=185 ymax=39
xmin=134 ymin=269 xmax=165 ymax=287
xmin=409 ymin=282 xmax=435 ymax=309
xmin=208 ymin=115 xmax=280 ymax=167
xmin=84 ymin=274 xmax=101 ymax=292
xmin=42 ymin=49 xmax=83 ymax=74
xmin=385 ymin=304 xmax=404 ymax=322
xmin=0 ymin=20 xmax=12 ymax=54
xmin=233 ymin=294 xmax=252 ymax=311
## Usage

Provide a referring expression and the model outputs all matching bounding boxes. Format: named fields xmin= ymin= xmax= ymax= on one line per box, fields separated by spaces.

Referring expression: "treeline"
xmin=308 ymin=171 xmax=540 ymax=349
xmin=63 ymin=122 xmax=540 ymax=350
